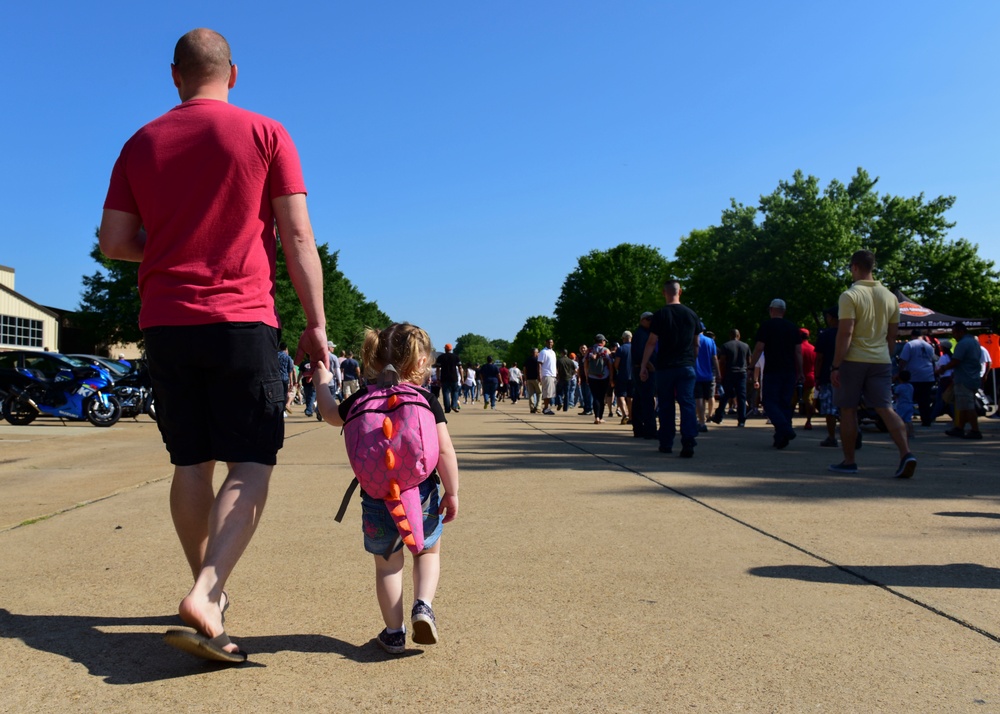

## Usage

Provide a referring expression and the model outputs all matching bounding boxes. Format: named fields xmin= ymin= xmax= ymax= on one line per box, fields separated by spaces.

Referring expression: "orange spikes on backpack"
xmin=397 ymin=518 xmax=412 ymax=533
xmin=402 ymin=534 xmax=416 ymax=547
xmin=388 ymin=480 xmax=401 ymax=500
xmin=391 ymin=503 xmax=406 ymax=519
xmin=382 ymin=416 xmax=393 ymax=439
xmin=385 ymin=448 xmax=397 ymax=471
xmin=387 ymin=395 xmax=399 ymax=409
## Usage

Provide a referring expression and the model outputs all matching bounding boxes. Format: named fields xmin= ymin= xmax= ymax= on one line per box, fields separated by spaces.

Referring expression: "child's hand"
xmin=439 ymin=493 xmax=459 ymax=524
xmin=313 ymin=361 xmax=331 ymax=387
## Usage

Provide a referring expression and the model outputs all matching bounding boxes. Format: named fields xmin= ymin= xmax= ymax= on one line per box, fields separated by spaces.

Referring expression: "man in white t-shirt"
xmin=538 ymin=338 xmax=558 ymax=415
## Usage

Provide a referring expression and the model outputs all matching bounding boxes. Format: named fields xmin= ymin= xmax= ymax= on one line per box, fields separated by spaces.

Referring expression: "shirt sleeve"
xmin=418 ymin=387 xmax=447 ymax=423
xmin=103 ymin=142 xmax=140 ymax=214
xmin=266 ymin=123 xmax=308 ymax=199
xmin=838 ymin=291 xmax=856 ymax=321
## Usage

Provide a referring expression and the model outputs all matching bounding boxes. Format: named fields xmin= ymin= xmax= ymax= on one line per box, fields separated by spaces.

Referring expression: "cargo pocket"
xmin=261 ymin=378 xmax=286 ymax=457
xmin=262 ymin=378 xmax=285 ymax=405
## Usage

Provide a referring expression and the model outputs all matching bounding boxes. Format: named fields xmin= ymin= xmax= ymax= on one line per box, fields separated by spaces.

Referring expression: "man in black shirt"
xmin=713 ymin=329 xmax=750 ymax=426
xmin=750 ymin=299 xmax=804 ymax=449
xmin=639 ymin=280 xmax=702 ymax=458
xmin=434 ymin=343 xmax=463 ymax=414
xmin=523 ymin=348 xmax=541 ymax=413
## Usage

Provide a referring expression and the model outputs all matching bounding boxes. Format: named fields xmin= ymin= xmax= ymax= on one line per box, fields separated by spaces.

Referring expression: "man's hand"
xmin=831 ymin=370 xmax=841 ymax=389
xmin=639 ymin=366 xmax=649 ymax=382
xmin=296 ymin=326 xmax=329 ymax=370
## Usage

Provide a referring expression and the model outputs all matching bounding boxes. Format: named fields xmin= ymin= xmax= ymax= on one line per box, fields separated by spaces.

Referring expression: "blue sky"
xmin=3 ymin=2 xmax=998 ymax=350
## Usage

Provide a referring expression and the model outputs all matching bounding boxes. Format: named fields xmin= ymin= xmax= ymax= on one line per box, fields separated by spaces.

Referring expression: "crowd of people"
xmin=447 ymin=251 xmax=994 ymax=475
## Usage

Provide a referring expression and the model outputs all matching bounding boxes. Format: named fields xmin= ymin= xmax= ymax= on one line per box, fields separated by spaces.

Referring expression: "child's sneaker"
xmin=411 ymin=600 xmax=438 ymax=645
xmin=376 ymin=628 xmax=406 ymax=655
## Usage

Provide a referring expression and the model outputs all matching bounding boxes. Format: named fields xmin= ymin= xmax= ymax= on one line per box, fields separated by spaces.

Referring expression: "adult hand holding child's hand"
xmin=314 ymin=361 xmax=332 ymax=387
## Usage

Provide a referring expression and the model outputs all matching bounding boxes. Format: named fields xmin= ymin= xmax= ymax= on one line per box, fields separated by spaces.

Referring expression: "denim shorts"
xmin=361 ymin=476 xmax=443 ymax=556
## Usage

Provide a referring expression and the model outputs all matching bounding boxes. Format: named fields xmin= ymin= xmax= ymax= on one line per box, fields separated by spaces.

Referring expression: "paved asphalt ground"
xmin=0 ymin=402 xmax=998 ymax=713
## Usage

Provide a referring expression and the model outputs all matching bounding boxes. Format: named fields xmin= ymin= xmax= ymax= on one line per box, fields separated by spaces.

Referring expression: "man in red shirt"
xmin=800 ymin=328 xmax=817 ymax=430
xmin=100 ymin=28 xmax=328 ymax=663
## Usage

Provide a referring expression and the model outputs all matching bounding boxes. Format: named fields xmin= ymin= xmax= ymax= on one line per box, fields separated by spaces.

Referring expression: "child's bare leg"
xmin=413 ymin=540 xmax=441 ymax=605
xmin=374 ymin=549 xmax=405 ymax=629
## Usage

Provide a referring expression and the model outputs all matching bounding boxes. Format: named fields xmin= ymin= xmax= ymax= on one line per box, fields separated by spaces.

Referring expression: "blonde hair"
xmin=360 ymin=323 xmax=433 ymax=385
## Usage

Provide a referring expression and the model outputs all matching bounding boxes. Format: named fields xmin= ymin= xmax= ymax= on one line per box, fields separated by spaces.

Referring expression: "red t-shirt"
xmin=801 ymin=340 xmax=816 ymax=389
xmin=104 ymin=99 xmax=307 ymax=329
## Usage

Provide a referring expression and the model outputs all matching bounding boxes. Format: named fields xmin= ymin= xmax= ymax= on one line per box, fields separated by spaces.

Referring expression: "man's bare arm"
xmin=273 ymin=193 xmax=329 ymax=369
xmin=831 ymin=318 xmax=856 ymax=388
xmin=99 ymin=209 xmax=146 ymax=262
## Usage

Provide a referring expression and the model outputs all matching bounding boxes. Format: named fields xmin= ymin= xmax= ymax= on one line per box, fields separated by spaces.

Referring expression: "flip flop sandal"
xmin=164 ymin=628 xmax=247 ymax=663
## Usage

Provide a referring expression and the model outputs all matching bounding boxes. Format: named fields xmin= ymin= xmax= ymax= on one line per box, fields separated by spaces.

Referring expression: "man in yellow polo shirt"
xmin=829 ymin=250 xmax=916 ymax=478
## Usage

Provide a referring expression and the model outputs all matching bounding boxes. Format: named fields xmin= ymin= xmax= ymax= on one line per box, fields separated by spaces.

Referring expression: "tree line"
xmin=500 ymin=167 xmax=999 ymax=364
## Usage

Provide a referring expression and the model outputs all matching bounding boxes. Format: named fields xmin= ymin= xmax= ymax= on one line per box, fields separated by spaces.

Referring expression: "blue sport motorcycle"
xmin=2 ymin=365 xmax=122 ymax=427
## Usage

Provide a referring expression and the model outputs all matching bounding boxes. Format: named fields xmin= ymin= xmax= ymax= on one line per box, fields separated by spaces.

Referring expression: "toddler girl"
xmin=314 ymin=323 xmax=459 ymax=654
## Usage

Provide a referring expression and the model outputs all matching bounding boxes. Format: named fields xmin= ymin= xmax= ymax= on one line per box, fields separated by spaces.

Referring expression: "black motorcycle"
xmin=112 ymin=360 xmax=157 ymax=421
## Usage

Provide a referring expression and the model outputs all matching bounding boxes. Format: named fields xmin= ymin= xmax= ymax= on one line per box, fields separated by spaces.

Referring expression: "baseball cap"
xmin=770 ymin=299 xmax=786 ymax=310
xmin=445 ymin=343 xmax=453 ymax=350
xmin=595 ymin=333 xmax=606 ymax=342
xmin=640 ymin=312 xmax=653 ymax=321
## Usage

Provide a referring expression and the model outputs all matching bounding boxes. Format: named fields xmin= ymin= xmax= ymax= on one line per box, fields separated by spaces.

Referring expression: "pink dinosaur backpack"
xmin=335 ymin=372 xmax=440 ymax=558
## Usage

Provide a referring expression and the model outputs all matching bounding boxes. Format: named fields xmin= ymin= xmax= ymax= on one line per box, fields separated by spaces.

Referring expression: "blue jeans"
xmin=556 ymin=379 xmax=571 ymax=411
xmin=762 ymin=371 xmax=796 ymax=439
xmin=483 ymin=378 xmax=498 ymax=407
xmin=302 ymin=381 xmax=316 ymax=415
xmin=442 ymin=382 xmax=461 ymax=412
xmin=579 ymin=382 xmax=593 ymax=413
xmin=655 ymin=366 xmax=697 ymax=449
xmin=716 ymin=372 xmax=748 ymax=424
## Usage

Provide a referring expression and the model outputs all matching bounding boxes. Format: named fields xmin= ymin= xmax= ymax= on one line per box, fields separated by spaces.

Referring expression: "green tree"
xmin=452 ymin=333 xmax=493 ymax=366
xmin=79 ymin=232 xmax=142 ymax=349
xmin=274 ymin=242 xmax=390 ymax=356
xmin=489 ymin=339 xmax=510 ymax=364
xmin=553 ymin=243 xmax=670 ymax=350
xmin=508 ymin=315 xmax=555 ymax=368
xmin=673 ymin=168 xmax=1000 ymax=337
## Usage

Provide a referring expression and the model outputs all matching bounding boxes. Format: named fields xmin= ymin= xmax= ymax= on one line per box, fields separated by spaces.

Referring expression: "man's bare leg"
xmin=175 ymin=461 xmax=272 ymax=653
xmin=170 ymin=462 xmax=217 ymax=579
xmin=875 ymin=407 xmax=912 ymax=457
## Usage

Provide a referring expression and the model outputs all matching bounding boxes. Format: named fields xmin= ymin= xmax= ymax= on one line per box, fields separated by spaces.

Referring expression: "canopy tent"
xmin=893 ymin=291 xmax=991 ymax=332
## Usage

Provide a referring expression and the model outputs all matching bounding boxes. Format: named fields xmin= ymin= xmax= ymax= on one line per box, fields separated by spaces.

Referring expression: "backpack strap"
xmin=334 ymin=477 xmax=359 ymax=523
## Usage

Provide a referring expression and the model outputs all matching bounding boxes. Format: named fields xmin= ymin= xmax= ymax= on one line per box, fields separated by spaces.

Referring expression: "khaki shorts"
xmin=833 ymin=361 xmax=892 ymax=410
xmin=953 ymin=381 xmax=977 ymax=411
xmin=542 ymin=376 xmax=557 ymax=399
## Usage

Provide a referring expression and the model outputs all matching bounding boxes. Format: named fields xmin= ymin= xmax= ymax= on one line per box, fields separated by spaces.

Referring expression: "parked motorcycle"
xmin=113 ymin=360 xmax=157 ymax=421
xmin=2 ymin=365 xmax=122 ymax=427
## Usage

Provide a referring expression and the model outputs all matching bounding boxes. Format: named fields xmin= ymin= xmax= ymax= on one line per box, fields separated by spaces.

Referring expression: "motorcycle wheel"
xmin=86 ymin=394 xmax=122 ymax=427
xmin=2 ymin=395 xmax=37 ymax=425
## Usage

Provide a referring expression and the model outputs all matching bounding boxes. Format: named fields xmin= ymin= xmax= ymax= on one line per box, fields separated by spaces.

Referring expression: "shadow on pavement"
xmin=748 ymin=563 xmax=1000 ymax=589
xmin=0 ymin=608 xmax=387 ymax=684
